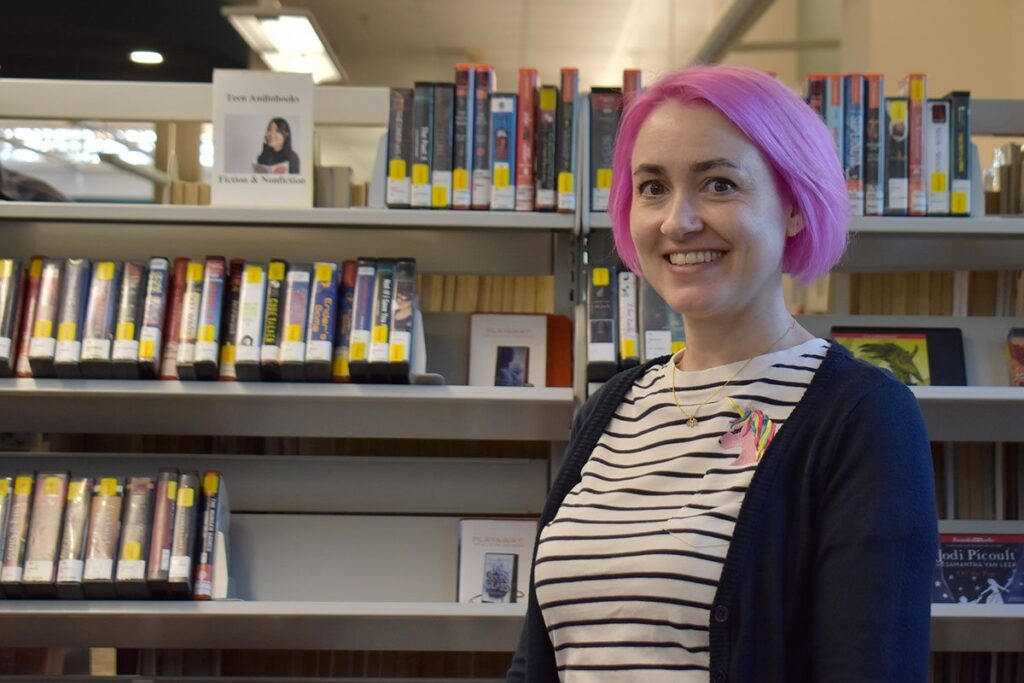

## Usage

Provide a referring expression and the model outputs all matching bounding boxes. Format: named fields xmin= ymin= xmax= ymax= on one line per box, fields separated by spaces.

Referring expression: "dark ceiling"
xmin=0 ymin=0 xmax=249 ymax=82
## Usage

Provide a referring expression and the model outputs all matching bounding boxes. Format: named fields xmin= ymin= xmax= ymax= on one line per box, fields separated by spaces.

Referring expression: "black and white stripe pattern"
xmin=535 ymin=338 xmax=831 ymax=682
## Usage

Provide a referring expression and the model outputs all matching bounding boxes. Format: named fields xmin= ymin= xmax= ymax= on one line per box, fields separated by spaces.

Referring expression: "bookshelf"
xmin=0 ymin=77 xmax=576 ymax=671
xmin=1 ymin=78 xmax=1022 ymax=668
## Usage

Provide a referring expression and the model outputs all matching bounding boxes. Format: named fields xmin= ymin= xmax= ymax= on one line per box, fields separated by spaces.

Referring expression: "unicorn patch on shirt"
xmin=719 ymin=397 xmax=777 ymax=466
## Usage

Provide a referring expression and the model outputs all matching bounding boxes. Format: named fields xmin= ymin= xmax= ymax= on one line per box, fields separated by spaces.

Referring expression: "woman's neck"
xmin=677 ymin=299 xmax=813 ymax=372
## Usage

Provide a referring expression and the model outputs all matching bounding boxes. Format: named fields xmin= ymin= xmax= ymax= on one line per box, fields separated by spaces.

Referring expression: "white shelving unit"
xmin=0 ymin=78 xmax=577 ymax=663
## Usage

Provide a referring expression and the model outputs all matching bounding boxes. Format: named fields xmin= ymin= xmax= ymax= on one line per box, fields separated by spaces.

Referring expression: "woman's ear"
xmin=785 ymin=207 xmax=804 ymax=238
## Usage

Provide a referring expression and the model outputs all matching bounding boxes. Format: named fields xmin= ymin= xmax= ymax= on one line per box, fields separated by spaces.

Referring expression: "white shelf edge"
xmin=588 ymin=212 xmax=1024 ymax=236
xmin=0 ymin=600 xmax=527 ymax=651
xmin=0 ymin=79 xmax=390 ymax=127
xmin=0 ymin=380 xmax=575 ymax=440
xmin=0 ymin=378 xmax=574 ymax=402
xmin=0 ymin=202 xmax=576 ymax=231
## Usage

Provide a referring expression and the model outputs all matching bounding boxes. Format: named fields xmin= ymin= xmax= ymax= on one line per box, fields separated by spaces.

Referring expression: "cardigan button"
xmin=711 ymin=670 xmax=728 ymax=683
xmin=713 ymin=605 xmax=729 ymax=623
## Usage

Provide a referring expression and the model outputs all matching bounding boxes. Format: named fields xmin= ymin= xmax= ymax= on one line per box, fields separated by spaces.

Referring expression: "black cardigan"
xmin=507 ymin=341 xmax=937 ymax=683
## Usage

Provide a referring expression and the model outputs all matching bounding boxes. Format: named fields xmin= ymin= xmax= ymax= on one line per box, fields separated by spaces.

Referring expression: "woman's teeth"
xmin=668 ymin=251 xmax=724 ymax=265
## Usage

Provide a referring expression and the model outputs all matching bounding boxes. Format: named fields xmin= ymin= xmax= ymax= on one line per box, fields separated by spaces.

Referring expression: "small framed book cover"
xmin=1008 ymin=328 xmax=1024 ymax=387
xmin=212 ymin=70 xmax=314 ymax=207
xmin=469 ymin=314 xmax=548 ymax=388
xmin=457 ymin=518 xmax=538 ymax=603
xmin=933 ymin=521 xmax=1024 ymax=605
xmin=830 ymin=326 xmax=966 ymax=386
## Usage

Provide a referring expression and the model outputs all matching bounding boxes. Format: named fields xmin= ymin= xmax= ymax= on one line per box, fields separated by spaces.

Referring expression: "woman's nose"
xmin=660 ymin=194 xmax=702 ymax=237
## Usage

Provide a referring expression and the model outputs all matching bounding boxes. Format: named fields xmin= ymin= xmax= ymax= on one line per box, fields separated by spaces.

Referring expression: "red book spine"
xmin=515 ymin=68 xmax=539 ymax=211
xmin=159 ymin=258 xmax=189 ymax=380
xmin=13 ymin=256 xmax=44 ymax=377
xmin=623 ymin=69 xmax=642 ymax=107
xmin=901 ymin=73 xmax=928 ymax=215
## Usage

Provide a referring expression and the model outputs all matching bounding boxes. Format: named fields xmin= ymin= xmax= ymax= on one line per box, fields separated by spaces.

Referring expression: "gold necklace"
xmin=671 ymin=318 xmax=797 ymax=429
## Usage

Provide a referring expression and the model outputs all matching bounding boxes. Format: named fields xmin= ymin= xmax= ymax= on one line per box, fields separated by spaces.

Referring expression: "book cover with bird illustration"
xmin=831 ymin=327 xmax=966 ymax=386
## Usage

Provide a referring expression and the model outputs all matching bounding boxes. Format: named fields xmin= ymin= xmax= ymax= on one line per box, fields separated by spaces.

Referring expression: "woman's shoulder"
xmin=815 ymin=340 xmax=921 ymax=419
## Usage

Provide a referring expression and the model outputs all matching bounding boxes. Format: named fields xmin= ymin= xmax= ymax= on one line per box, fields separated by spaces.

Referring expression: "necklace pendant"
xmin=687 ymin=417 xmax=698 ymax=428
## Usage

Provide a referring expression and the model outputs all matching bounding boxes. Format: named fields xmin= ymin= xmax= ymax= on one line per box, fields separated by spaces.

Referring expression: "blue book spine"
xmin=844 ymin=74 xmax=865 ymax=217
xmin=489 ymin=93 xmax=518 ymax=211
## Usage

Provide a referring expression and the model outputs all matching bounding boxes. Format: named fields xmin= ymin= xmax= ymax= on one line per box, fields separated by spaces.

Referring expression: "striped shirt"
xmin=534 ymin=337 xmax=832 ymax=682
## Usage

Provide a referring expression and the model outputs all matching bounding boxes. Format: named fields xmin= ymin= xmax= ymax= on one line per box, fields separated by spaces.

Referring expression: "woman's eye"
xmin=638 ymin=180 xmax=665 ymax=197
xmin=707 ymin=178 xmax=737 ymax=194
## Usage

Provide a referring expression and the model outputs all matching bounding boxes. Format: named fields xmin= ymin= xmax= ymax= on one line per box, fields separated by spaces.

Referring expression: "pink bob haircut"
xmin=609 ymin=65 xmax=849 ymax=285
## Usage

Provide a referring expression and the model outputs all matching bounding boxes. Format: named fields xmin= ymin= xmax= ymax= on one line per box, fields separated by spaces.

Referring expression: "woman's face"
xmin=265 ymin=122 xmax=286 ymax=151
xmin=629 ymin=100 xmax=802 ymax=321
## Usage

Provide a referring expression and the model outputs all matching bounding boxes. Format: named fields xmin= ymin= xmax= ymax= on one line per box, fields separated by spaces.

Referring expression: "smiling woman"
xmin=507 ymin=65 xmax=938 ymax=683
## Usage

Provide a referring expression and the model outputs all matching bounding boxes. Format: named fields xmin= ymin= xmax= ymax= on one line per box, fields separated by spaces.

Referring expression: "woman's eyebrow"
xmin=692 ymin=157 xmax=739 ymax=173
xmin=632 ymin=163 xmax=665 ymax=177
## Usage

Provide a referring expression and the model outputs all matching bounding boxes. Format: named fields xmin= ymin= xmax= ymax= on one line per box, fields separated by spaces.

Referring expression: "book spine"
xmin=490 ymin=93 xmax=518 ymax=211
xmin=0 ymin=259 xmax=20 ymax=375
xmin=515 ymin=68 xmax=539 ymax=211
xmin=825 ymin=74 xmax=845 ymax=161
xmin=388 ymin=258 xmax=416 ymax=382
xmin=947 ymin=91 xmax=972 ymax=216
xmin=22 ymin=472 xmax=68 ymax=588
xmin=28 ymin=258 xmax=64 ymax=378
xmin=83 ymin=478 xmax=122 ymax=594
xmin=639 ymin=278 xmax=671 ymax=362
xmin=234 ymin=262 xmax=266 ymax=381
xmin=115 ymin=476 xmax=153 ymax=593
xmin=556 ymin=68 xmax=579 ymax=213
xmin=111 ymin=261 xmax=147 ymax=378
xmin=864 ymin=75 xmax=885 ymax=216
xmin=193 ymin=256 xmax=227 ymax=380
xmin=175 ymin=260 xmax=206 ymax=380
xmin=843 ymin=74 xmax=865 ymax=218
xmin=0 ymin=478 xmax=10 ymax=572
xmin=622 ymin=68 xmax=642 ymax=107
xmin=14 ymin=256 xmax=43 ymax=378
xmin=56 ymin=477 xmax=92 ymax=594
xmin=884 ymin=97 xmax=910 ymax=216
xmin=80 ymin=261 xmax=122 ymax=377
xmin=453 ymin=65 xmax=475 ymax=209
xmin=431 ymin=83 xmax=455 ymax=209
xmin=53 ymin=257 xmax=91 ymax=378
xmin=332 ymin=260 xmax=357 ymax=382
xmin=386 ymin=87 xmax=414 ymax=208
xmin=900 ymin=73 xmax=928 ymax=215
xmin=158 ymin=258 xmax=188 ymax=380
xmin=305 ymin=261 xmax=339 ymax=382
xmin=279 ymin=264 xmax=312 ymax=380
xmin=589 ymin=88 xmax=622 ymax=212
xmin=218 ymin=259 xmax=244 ymax=380
xmin=586 ymin=266 xmax=618 ymax=382
xmin=535 ymin=85 xmax=559 ymax=211
xmin=260 ymin=260 xmax=287 ymax=380
xmin=347 ymin=258 xmax=377 ymax=382
xmin=617 ymin=270 xmax=639 ymax=369
xmin=926 ymin=99 xmax=951 ymax=216
xmin=368 ymin=259 xmax=395 ymax=379
xmin=1 ymin=474 xmax=34 ymax=587
xmin=805 ymin=73 xmax=826 ymax=119
xmin=168 ymin=471 xmax=199 ymax=596
xmin=193 ymin=471 xmax=224 ymax=600
xmin=411 ymin=81 xmax=434 ymax=209
xmin=146 ymin=469 xmax=178 ymax=588
xmin=471 ymin=66 xmax=495 ymax=209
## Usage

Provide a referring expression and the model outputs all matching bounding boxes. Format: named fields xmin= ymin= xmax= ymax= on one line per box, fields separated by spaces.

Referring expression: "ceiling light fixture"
xmin=222 ymin=3 xmax=346 ymax=84
xmin=130 ymin=50 xmax=164 ymax=65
